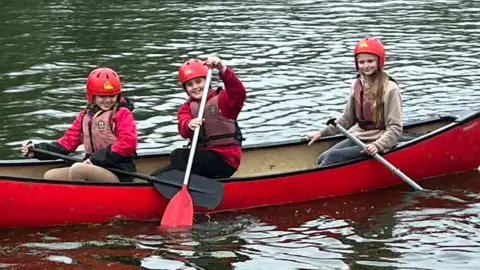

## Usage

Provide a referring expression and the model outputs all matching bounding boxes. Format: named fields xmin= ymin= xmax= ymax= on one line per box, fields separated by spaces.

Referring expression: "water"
xmin=1 ymin=0 xmax=480 ymax=269
xmin=1 ymin=171 xmax=480 ymax=269
xmin=2 ymin=0 xmax=480 ymax=158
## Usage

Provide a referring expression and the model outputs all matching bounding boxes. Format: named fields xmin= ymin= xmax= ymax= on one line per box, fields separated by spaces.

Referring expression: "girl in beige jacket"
xmin=303 ymin=37 xmax=403 ymax=167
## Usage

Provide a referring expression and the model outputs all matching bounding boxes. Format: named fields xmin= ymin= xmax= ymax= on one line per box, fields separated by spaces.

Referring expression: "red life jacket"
xmin=189 ymin=89 xmax=243 ymax=148
xmin=353 ymin=75 xmax=397 ymax=130
xmin=82 ymin=110 xmax=117 ymax=154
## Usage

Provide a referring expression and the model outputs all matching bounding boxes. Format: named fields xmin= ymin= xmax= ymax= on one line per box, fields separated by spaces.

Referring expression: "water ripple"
xmin=1 ymin=0 xmax=480 ymax=157
xmin=1 ymin=1 xmax=480 ymax=268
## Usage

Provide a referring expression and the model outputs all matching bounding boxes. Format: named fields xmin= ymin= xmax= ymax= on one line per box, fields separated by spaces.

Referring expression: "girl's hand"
xmin=21 ymin=142 xmax=34 ymax=158
xmin=301 ymin=131 xmax=322 ymax=146
xmin=205 ymin=56 xmax=227 ymax=74
xmin=188 ymin=118 xmax=204 ymax=131
xmin=361 ymin=143 xmax=379 ymax=156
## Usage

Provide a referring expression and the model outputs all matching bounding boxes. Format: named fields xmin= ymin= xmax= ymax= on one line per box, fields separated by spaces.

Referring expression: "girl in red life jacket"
xmin=302 ymin=36 xmax=403 ymax=167
xmin=21 ymin=68 xmax=138 ymax=182
xmin=151 ymin=56 xmax=246 ymax=179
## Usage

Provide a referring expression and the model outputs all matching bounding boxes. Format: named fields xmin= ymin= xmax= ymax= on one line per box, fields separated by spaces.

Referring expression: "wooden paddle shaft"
xmin=333 ymin=123 xmax=425 ymax=191
xmin=183 ymin=68 xmax=213 ymax=186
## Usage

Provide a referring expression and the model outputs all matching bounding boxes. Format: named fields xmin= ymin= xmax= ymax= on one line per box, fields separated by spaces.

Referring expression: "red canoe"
xmin=1 ymin=110 xmax=479 ymax=229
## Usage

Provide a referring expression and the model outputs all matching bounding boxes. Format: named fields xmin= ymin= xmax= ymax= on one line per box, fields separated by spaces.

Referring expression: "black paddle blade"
xmin=153 ymin=170 xmax=224 ymax=209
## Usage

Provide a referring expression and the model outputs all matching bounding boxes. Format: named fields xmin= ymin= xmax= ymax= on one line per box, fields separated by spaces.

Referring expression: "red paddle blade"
xmin=160 ymin=186 xmax=194 ymax=228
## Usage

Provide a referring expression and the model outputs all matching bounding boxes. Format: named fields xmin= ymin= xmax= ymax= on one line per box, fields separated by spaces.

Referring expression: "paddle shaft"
xmin=183 ymin=68 xmax=213 ymax=186
xmin=159 ymin=68 xmax=213 ymax=227
xmin=28 ymin=147 xmax=206 ymax=191
xmin=333 ymin=123 xmax=424 ymax=191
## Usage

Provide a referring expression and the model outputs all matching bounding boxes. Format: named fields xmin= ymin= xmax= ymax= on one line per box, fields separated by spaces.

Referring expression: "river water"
xmin=1 ymin=0 xmax=480 ymax=269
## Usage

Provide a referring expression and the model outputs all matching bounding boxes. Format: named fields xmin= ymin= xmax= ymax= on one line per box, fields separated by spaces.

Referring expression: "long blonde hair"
xmin=367 ymin=70 xmax=389 ymax=126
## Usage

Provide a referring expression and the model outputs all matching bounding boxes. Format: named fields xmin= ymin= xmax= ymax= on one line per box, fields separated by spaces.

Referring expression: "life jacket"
xmin=80 ymin=97 xmax=136 ymax=155
xmin=82 ymin=110 xmax=117 ymax=155
xmin=189 ymin=88 xmax=244 ymax=148
xmin=353 ymin=74 xmax=397 ymax=130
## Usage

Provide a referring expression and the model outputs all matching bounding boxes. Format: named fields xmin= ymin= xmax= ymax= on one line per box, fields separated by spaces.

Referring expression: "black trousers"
xmin=151 ymin=148 xmax=236 ymax=179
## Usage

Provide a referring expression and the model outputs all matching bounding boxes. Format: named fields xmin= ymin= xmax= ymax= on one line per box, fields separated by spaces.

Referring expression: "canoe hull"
xmin=0 ymin=180 xmax=167 ymax=228
xmin=1 ymin=111 xmax=479 ymax=229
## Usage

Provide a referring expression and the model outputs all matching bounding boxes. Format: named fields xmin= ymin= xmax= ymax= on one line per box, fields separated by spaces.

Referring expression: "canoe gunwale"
xmin=222 ymin=110 xmax=477 ymax=182
xmin=0 ymin=114 xmax=453 ymax=167
xmin=0 ymin=110 xmax=477 ymax=186
xmin=0 ymin=174 xmax=151 ymax=186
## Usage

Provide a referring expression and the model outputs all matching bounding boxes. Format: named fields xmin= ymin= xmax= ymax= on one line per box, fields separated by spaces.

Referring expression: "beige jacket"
xmin=319 ymin=78 xmax=403 ymax=153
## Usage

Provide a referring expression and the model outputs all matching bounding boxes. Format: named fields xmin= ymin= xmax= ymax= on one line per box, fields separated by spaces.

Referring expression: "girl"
xmin=151 ymin=56 xmax=246 ymax=179
xmin=303 ymin=37 xmax=403 ymax=167
xmin=21 ymin=67 xmax=138 ymax=182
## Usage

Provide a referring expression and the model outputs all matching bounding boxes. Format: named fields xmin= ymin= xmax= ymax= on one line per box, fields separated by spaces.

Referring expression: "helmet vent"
xmin=106 ymin=73 xmax=109 ymax=79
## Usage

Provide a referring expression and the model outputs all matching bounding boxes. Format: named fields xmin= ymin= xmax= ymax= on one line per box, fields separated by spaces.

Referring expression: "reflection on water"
xmin=1 ymin=0 xmax=480 ymax=158
xmin=1 ymin=0 xmax=480 ymax=269
xmin=1 ymin=172 xmax=480 ymax=269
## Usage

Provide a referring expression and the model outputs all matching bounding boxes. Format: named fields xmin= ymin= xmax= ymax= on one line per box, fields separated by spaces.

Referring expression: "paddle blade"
xmin=153 ymin=170 xmax=224 ymax=209
xmin=160 ymin=186 xmax=193 ymax=228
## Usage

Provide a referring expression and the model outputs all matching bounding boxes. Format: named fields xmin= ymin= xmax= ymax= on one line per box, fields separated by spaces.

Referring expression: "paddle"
xmin=326 ymin=119 xmax=425 ymax=191
xmin=160 ymin=67 xmax=214 ymax=228
xmin=27 ymin=147 xmax=224 ymax=209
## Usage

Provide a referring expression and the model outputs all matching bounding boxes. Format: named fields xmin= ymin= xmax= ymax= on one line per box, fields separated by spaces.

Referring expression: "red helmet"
xmin=86 ymin=68 xmax=122 ymax=104
xmin=178 ymin=59 xmax=208 ymax=84
xmin=354 ymin=37 xmax=386 ymax=70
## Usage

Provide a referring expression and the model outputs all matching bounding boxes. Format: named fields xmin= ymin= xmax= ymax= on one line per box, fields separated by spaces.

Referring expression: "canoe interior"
xmin=0 ymin=116 xmax=454 ymax=182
